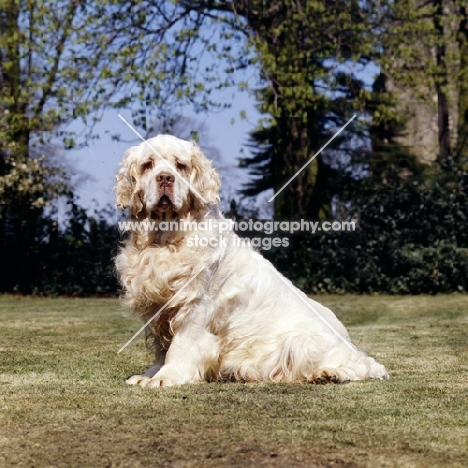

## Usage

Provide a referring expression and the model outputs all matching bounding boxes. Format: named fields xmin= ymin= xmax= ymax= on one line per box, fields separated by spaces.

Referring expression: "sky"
xmin=65 ymin=59 xmax=379 ymax=220
xmin=66 ymin=87 xmax=267 ymax=215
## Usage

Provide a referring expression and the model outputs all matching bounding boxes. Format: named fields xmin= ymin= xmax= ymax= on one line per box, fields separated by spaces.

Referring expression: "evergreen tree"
xmin=179 ymin=0 xmax=381 ymax=219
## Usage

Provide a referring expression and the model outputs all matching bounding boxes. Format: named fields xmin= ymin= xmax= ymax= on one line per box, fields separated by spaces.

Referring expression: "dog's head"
xmin=115 ymin=135 xmax=220 ymax=219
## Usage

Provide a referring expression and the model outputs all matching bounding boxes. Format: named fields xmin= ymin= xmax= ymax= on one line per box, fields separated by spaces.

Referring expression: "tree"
xmin=0 ymin=0 xmax=204 ymax=162
xmin=177 ymin=0 xmax=380 ymax=220
xmin=376 ymin=0 xmax=468 ymax=167
xmin=362 ymin=73 xmax=426 ymax=184
xmin=0 ymin=2 xmax=215 ymax=292
xmin=0 ymin=0 xmax=217 ymax=291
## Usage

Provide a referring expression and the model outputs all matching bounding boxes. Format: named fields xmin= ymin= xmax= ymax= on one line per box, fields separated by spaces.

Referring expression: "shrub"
xmin=265 ymin=165 xmax=468 ymax=294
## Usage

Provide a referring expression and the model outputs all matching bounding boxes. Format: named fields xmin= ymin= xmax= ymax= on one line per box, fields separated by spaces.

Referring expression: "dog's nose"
xmin=156 ymin=172 xmax=175 ymax=186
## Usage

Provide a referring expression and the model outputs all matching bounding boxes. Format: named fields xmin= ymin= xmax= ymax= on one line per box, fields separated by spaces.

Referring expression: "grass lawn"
xmin=0 ymin=294 xmax=467 ymax=467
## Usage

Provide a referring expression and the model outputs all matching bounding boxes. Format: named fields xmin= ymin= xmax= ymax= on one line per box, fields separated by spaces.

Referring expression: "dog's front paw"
xmin=126 ymin=374 xmax=152 ymax=386
xmin=126 ymin=364 xmax=162 ymax=387
xmin=142 ymin=375 xmax=177 ymax=388
xmin=140 ymin=365 xmax=199 ymax=388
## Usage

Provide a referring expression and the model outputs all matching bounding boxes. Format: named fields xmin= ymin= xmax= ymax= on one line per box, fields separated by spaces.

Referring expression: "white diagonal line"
xmin=268 ymin=114 xmax=357 ymax=203
xmin=117 ymin=266 xmax=206 ymax=354
xmin=265 ymin=262 xmax=356 ymax=352
xmin=118 ymin=114 xmax=208 ymax=204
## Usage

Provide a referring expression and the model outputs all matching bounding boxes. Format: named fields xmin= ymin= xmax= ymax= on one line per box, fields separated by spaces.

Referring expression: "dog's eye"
xmin=176 ymin=161 xmax=187 ymax=171
xmin=141 ymin=160 xmax=153 ymax=173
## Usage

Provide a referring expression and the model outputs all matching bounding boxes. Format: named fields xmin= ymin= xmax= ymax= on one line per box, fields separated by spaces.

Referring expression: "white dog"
xmin=115 ymin=134 xmax=389 ymax=387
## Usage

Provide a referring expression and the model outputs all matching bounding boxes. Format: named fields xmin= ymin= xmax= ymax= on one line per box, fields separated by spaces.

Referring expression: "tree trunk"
xmin=2 ymin=0 xmax=30 ymax=162
xmin=1 ymin=0 xmax=35 ymax=255
xmin=457 ymin=6 xmax=468 ymax=161
xmin=433 ymin=0 xmax=451 ymax=163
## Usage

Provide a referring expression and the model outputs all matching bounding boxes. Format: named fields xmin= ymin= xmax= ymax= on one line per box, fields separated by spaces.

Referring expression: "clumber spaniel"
xmin=115 ymin=134 xmax=389 ymax=387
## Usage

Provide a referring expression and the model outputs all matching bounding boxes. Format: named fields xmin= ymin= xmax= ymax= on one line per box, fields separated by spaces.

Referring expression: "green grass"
xmin=0 ymin=294 xmax=467 ymax=467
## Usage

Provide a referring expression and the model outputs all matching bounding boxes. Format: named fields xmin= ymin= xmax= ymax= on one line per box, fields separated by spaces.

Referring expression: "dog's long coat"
xmin=115 ymin=135 xmax=389 ymax=387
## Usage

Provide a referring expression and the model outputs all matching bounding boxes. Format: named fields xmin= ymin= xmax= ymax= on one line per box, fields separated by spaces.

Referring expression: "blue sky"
xmin=66 ymin=59 xmax=379 ymax=218
xmin=66 ymin=88 xmax=264 ymax=213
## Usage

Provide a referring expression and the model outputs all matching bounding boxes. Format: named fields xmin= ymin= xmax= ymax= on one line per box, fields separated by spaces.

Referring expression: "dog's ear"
xmin=189 ymin=142 xmax=220 ymax=208
xmin=115 ymin=146 xmax=143 ymax=215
